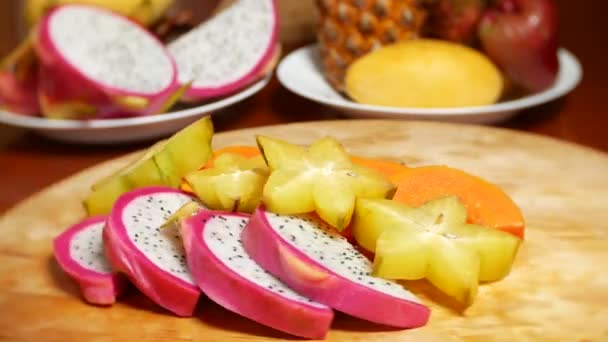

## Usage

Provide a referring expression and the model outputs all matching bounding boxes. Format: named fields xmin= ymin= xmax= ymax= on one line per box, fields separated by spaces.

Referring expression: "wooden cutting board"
xmin=1 ymin=120 xmax=607 ymax=341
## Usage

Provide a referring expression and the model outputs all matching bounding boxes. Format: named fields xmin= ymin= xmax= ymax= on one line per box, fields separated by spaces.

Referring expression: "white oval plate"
xmin=278 ymin=44 xmax=582 ymax=124
xmin=0 ymin=74 xmax=271 ymax=144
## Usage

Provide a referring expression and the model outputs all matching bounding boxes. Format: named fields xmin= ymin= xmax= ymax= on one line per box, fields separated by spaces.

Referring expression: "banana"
xmin=24 ymin=0 xmax=175 ymax=27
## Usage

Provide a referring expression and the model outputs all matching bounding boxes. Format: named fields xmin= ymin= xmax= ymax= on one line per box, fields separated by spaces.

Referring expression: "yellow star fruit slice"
xmin=256 ymin=135 xmax=395 ymax=231
xmin=353 ymin=196 xmax=520 ymax=306
xmin=185 ymin=153 xmax=269 ymax=213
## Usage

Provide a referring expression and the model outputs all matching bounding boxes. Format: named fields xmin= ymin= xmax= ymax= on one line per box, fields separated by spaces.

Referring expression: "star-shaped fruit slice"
xmin=256 ymin=135 xmax=395 ymax=231
xmin=185 ymin=153 xmax=269 ymax=213
xmin=353 ymin=196 xmax=521 ymax=306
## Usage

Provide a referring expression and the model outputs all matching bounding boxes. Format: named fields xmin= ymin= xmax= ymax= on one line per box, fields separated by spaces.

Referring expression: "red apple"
xmin=427 ymin=0 xmax=488 ymax=44
xmin=478 ymin=0 xmax=559 ymax=93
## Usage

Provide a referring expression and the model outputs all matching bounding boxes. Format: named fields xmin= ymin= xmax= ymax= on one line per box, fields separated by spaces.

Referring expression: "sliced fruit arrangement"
xmin=242 ymin=207 xmax=430 ymax=328
xmin=84 ymin=116 xmax=213 ymax=215
xmin=185 ymin=153 xmax=269 ymax=213
xmin=345 ymin=39 xmax=503 ymax=108
xmin=256 ymin=135 xmax=395 ymax=230
xmin=52 ymin=119 xmax=526 ymax=337
xmin=168 ymin=0 xmax=279 ymax=101
xmin=391 ymin=165 xmax=525 ymax=238
xmin=1 ymin=0 xmax=279 ymax=118
xmin=353 ymin=197 xmax=521 ymax=306
xmin=104 ymin=186 xmax=202 ymax=316
xmin=53 ymin=215 xmax=127 ymax=305
xmin=181 ymin=211 xmax=334 ymax=339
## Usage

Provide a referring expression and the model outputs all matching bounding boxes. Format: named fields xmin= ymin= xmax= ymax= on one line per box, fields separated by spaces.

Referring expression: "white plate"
xmin=0 ymin=75 xmax=271 ymax=144
xmin=278 ymin=44 xmax=582 ymax=124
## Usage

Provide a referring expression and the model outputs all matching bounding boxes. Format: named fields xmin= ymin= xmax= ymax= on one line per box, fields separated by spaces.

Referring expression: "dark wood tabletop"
xmin=1 ymin=0 xmax=607 ymax=214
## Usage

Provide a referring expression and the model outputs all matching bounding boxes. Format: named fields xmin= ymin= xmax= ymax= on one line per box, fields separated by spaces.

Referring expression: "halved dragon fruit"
xmin=168 ymin=0 xmax=279 ymax=101
xmin=34 ymin=4 xmax=181 ymax=119
xmin=242 ymin=208 xmax=431 ymax=328
xmin=181 ymin=211 xmax=334 ymax=339
xmin=104 ymin=186 xmax=201 ymax=316
xmin=53 ymin=215 xmax=126 ymax=305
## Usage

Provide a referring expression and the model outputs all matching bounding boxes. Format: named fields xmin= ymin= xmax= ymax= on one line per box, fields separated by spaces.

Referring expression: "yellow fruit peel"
xmin=345 ymin=39 xmax=503 ymax=108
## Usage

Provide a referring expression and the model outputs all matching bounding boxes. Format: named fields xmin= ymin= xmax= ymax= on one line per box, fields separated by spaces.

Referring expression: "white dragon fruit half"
xmin=168 ymin=0 xmax=279 ymax=101
xmin=35 ymin=4 xmax=180 ymax=119
xmin=104 ymin=186 xmax=201 ymax=316
xmin=181 ymin=211 xmax=334 ymax=339
xmin=242 ymin=208 xmax=431 ymax=328
xmin=53 ymin=215 xmax=126 ymax=305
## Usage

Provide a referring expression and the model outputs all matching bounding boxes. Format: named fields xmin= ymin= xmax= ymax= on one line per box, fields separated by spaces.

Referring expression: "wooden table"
xmin=1 ymin=0 xmax=607 ymax=215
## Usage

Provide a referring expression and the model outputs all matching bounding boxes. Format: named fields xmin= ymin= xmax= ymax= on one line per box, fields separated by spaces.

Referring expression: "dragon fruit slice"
xmin=53 ymin=215 xmax=126 ymax=305
xmin=0 ymin=36 xmax=39 ymax=115
xmin=242 ymin=208 xmax=431 ymax=328
xmin=181 ymin=211 xmax=334 ymax=339
xmin=35 ymin=5 xmax=180 ymax=119
xmin=168 ymin=0 xmax=279 ymax=101
xmin=104 ymin=186 xmax=201 ymax=316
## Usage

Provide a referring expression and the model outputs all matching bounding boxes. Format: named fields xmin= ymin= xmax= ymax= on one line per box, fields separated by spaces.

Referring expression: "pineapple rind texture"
xmin=316 ymin=0 xmax=427 ymax=92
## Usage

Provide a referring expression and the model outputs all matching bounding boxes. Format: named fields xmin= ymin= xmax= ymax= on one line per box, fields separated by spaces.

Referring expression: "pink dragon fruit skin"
xmin=242 ymin=207 xmax=431 ymax=329
xmin=0 ymin=36 xmax=40 ymax=116
xmin=168 ymin=0 xmax=279 ymax=102
xmin=35 ymin=5 xmax=181 ymax=119
xmin=181 ymin=210 xmax=334 ymax=339
xmin=104 ymin=186 xmax=201 ymax=316
xmin=53 ymin=215 xmax=127 ymax=305
xmin=0 ymin=70 xmax=39 ymax=116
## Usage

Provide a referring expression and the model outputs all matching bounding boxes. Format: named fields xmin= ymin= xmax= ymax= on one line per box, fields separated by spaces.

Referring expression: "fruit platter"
xmin=279 ymin=0 xmax=581 ymax=123
xmin=0 ymin=0 xmax=279 ymax=142
xmin=1 ymin=118 xmax=607 ymax=341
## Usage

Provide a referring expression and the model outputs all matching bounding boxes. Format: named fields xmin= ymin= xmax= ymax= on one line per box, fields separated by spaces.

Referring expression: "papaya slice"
xmin=391 ymin=165 xmax=525 ymax=238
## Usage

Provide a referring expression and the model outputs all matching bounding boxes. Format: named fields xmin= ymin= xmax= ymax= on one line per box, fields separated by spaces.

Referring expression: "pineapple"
xmin=316 ymin=0 xmax=428 ymax=92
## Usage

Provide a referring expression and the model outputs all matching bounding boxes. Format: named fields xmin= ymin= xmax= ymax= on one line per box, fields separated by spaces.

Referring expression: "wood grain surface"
xmin=1 ymin=120 xmax=607 ymax=341
xmin=1 ymin=0 xmax=608 ymax=215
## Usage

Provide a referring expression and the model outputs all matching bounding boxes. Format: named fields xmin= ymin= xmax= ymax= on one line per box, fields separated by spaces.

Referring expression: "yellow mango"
xmin=345 ymin=39 xmax=503 ymax=108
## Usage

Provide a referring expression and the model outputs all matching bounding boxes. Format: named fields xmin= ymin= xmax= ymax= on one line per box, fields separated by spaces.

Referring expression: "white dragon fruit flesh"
xmin=242 ymin=208 xmax=431 ymax=328
xmin=53 ymin=215 xmax=126 ymax=305
xmin=35 ymin=5 xmax=180 ymax=119
xmin=168 ymin=0 xmax=279 ymax=101
xmin=104 ymin=186 xmax=201 ymax=316
xmin=181 ymin=211 xmax=334 ymax=339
